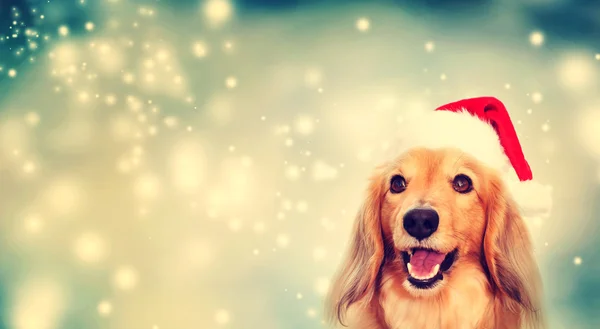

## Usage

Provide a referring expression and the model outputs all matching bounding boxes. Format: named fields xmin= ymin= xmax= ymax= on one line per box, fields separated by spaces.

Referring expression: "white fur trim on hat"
xmin=506 ymin=177 xmax=553 ymax=219
xmin=398 ymin=109 xmax=510 ymax=172
xmin=396 ymin=109 xmax=552 ymax=218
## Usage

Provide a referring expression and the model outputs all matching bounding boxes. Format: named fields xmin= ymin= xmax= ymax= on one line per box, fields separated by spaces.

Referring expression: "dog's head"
xmin=383 ymin=147 xmax=487 ymax=295
xmin=328 ymin=147 xmax=543 ymax=326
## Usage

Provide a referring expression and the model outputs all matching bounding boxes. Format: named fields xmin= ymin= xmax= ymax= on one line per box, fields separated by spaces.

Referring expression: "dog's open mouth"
xmin=401 ymin=248 xmax=458 ymax=289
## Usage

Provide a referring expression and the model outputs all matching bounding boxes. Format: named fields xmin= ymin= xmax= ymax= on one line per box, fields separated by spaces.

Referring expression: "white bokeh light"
xmin=90 ymin=40 xmax=125 ymax=74
xmin=181 ymin=239 xmax=215 ymax=270
xmin=134 ymin=173 xmax=161 ymax=200
xmin=58 ymin=25 xmax=69 ymax=36
xmin=73 ymin=232 xmax=108 ymax=264
xmin=424 ymin=41 xmax=435 ymax=52
xmin=169 ymin=139 xmax=206 ymax=193
xmin=24 ymin=214 xmax=44 ymax=234
xmin=214 ymin=309 xmax=231 ymax=325
xmin=576 ymin=106 xmax=600 ymax=160
xmin=531 ymin=92 xmax=543 ymax=104
xmin=113 ymin=266 xmax=139 ymax=291
xmin=206 ymin=93 xmax=234 ymax=124
xmin=315 ymin=277 xmax=330 ymax=296
xmin=294 ymin=115 xmax=315 ymax=135
xmin=529 ymin=31 xmax=544 ymax=47
xmin=24 ymin=111 xmax=40 ymax=126
xmin=11 ymin=279 xmax=66 ymax=329
xmin=312 ymin=160 xmax=338 ymax=181
xmin=304 ymin=68 xmax=323 ymax=88
xmin=225 ymin=76 xmax=237 ymax=89
xmin=43 ymin=179 xmax=82 ymax=216
xmin=556 ymin=53 xmax=597 ymax=92
xmin=192 ymin=41 xmax=209 ymax=58
xmin=285 ymin=165 xmax=301 ymax=181
xmin=202 ymin=0 xmax=233 ymax=27
xmin=313 ymin=247 xmax=327 ymax=261
xmin=97 ymin=300 xmax=113 ymax=316
xmin=276 ymin=233 xmax=290 ymax=248
xmin=355 ymin=17 xmax=370 ymax=32
xmin=0 ymin=118 xmax=31 ymax=158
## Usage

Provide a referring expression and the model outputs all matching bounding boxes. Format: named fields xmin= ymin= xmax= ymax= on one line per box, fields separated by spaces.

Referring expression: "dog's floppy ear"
xmin=326 ymin=167 xmax=386 ymax=326
xmin=483 ymin=176 xmax=545 ymax=328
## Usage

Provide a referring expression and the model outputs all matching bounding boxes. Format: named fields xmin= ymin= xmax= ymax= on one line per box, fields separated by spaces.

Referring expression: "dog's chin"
xmin=400 ymin=248 xmax=458 ymax=297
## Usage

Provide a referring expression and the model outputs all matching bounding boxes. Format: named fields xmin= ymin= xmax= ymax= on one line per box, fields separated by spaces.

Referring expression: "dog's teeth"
xmin=422 ymin=264 xmax=441 ymax=279
xmin=407 ymin=263 xmax=442 ymax=280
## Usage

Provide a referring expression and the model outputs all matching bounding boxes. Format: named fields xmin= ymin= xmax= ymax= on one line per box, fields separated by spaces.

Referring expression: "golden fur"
xmin=326 ymin=148 xmax=545 ymax=329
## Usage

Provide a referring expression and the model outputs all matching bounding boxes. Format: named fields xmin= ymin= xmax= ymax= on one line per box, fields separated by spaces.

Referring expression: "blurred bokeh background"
xmin=0 ymin=0 xmax=599 ymax=328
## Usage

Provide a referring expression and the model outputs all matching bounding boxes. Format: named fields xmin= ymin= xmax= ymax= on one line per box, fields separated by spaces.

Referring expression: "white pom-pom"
xmin=507 ymin=179 xmax=553 ymax=218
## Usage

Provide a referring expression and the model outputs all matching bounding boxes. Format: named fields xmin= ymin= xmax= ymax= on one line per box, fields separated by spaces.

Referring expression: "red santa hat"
xmin=398 ymin=97 xmax=552 ymax=218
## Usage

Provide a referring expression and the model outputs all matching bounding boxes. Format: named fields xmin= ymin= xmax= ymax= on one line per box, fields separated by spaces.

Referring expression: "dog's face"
xmin=327 ymin=147 xmax=543 ymax=326
xmin=380 ymin=147 xmax=488 ymax=295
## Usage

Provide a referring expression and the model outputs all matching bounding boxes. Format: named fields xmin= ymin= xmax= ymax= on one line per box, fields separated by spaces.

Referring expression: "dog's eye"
xmin=452 ymin=174 xmax=473 ymax=193
xmin=390 ymin=175 xmax=407 ymax=193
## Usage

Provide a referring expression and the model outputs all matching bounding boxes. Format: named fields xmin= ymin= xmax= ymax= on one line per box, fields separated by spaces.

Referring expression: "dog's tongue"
xmin=410 ymin=249 xmax=446 ymax=277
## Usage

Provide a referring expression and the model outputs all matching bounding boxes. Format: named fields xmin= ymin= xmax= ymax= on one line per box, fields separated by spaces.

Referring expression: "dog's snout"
xmin=403 ymin=208 xmax=439 ymax=240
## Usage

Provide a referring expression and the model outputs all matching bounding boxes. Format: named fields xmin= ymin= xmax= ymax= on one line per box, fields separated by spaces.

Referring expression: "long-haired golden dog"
xmin=326 ymin=147 xmax=544 ymax=329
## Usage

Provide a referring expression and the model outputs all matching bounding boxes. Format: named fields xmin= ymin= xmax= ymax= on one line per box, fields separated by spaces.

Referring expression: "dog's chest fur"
xmin=377 ymin=268 xmax=493 ymax=329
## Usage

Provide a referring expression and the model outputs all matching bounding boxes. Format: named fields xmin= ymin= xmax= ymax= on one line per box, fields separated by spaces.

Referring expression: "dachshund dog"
xmin=326 ymin=147 xmax=544 ymax=329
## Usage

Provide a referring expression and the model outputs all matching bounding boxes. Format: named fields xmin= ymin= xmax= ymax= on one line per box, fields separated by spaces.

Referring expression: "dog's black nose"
xmin=403 ymin=208 xmax=439 ymax=240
